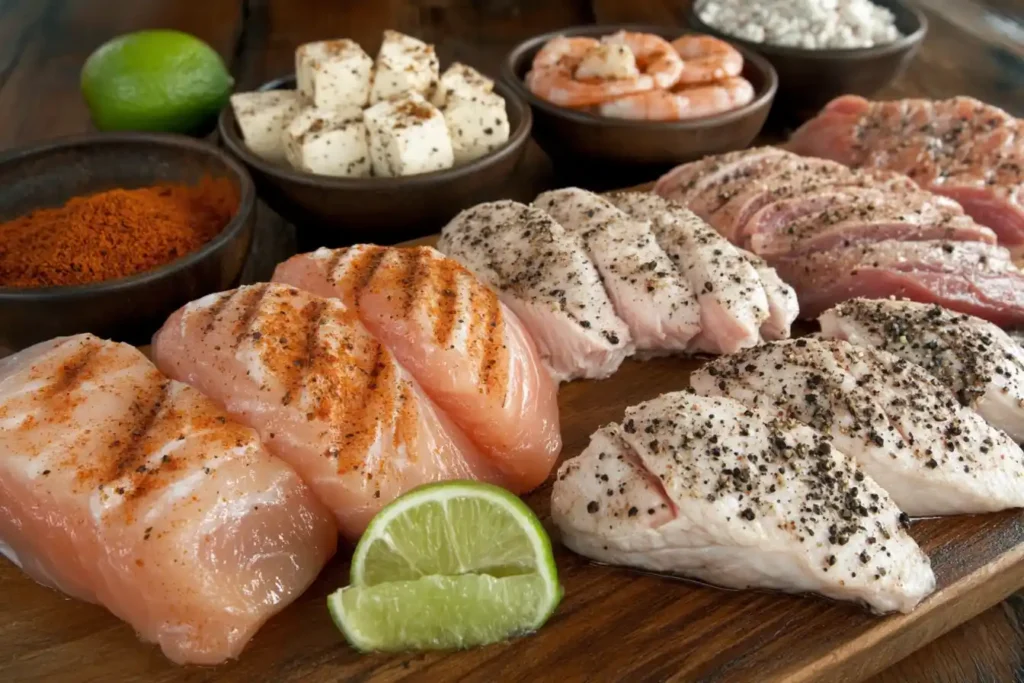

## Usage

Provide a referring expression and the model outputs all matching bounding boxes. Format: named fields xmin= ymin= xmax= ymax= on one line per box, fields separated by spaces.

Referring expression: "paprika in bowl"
xmin=0 ymin=132 xmax=255 ymax=352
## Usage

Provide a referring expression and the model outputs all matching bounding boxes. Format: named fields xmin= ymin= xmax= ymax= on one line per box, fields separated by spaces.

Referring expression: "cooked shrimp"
xmin=532 ymin=36 xmax=601 ymax=71
xmin=671 ymin=35 xmax=744 ymax=85
xmin=597 ymin=76 xmax=755 ymax=121
xmin=527 ymin=35 xmax=654 ymax=108
xmin=603 ymin=31 xmax=684 ymax=89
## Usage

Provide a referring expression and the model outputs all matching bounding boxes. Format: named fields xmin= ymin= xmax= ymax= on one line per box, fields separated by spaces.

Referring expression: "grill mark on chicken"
xmin=398 ymin=248 xmax=430 ymax=317
xmin=324 ymin=246 xmax=350 ymax=280
xmin=232 ymin=285 xmax=269 ymax=349
xmin=200 ymin=291 xmax=235 ymax=335
xmin=337 ymin=246 xmax=387 ymax=296
xmin=431 ymin=255 xmax=461 ymax=347
xmin=286 ymin=299 xmax=326 ymax=408
xmin=45 ymin=342 xmax=102 ymax=398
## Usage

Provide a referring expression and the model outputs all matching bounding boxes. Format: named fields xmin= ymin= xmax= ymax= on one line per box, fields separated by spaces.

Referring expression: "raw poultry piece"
xmin=273 ymin=245 xmax=561 ymax=492
xmin=533 ymin=188 xmax=702 ymax=354
xmin=653 ymin=147 xmax=995 ymax=253
xmin=691 ymin=338 xmax=1024 ymax=515
xmin=819 ymin=298 xmax=1024 ymax=442
xmin=0 ymin=334 xmax=337 ymax=664
xmin=151 ymin=283 xmax=504 ymax=539
xmin=771 ymin=239 xmax=1024 ymax=326
xmin=551 ymin=391 xmax=935 ymax=614
xmin=606 ymin=191 xmax=796 ymax=351
xmin=438 ymin=200 xmax=634 ymax=382
xmin=787 ymin=96 xmax=1024 ymax=254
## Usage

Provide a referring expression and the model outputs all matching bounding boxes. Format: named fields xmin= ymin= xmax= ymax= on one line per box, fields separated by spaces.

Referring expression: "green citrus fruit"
xmin=81 ymin=30 xmax=233 ymax=136
xmin=329 ymin=481 xmax=562 ymax=652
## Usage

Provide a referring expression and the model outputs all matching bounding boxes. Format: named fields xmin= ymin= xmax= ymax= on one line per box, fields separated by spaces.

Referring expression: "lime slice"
xmin=329 ymin=481 xmax=562 ymax=652
xmin=81 ymin=30 xmax=233 ymax=136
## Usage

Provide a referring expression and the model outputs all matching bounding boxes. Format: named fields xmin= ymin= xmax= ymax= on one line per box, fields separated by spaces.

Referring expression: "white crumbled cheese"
xmin=296 ymin=39 xmax=374 ymax=108
xmin=230 ymin=90 xmax=303 ymax=163
xmin=363 ymin=92 xmax=454 ymax=176
xmin=284 ymin=105 xmax=371 ymax=177
xmin=369 ymin=30 xmax=440 ymax=103
xmin=696 ymin=0 xmax=902 ymax=49
xmin=575 ymin=43 xmax=640 ymax=81
xmin=431 ymin=62 xmax=494 ymax=108
xmin=443 ymin=90 xmax=510 ymax=165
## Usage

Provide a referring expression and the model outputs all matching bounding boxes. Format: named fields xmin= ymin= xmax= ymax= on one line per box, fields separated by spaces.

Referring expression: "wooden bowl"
xmin=218 ymin=75 xmax=532 ymax=251
xmin=0 ymin=133 xmax=255 ymax=352
xmin=502 ymin=24 xmax=777 ymax=188
xmin=688 ymin=0 xmax=927 ymax=124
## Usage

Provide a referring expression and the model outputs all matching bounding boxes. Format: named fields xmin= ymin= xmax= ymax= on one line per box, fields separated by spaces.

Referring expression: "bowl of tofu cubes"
xmin=220 ymin=30 xmax=531 ymax=248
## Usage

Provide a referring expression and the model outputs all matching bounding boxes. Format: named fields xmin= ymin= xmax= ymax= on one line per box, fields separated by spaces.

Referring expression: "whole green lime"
xmin=81 ymin=30 xmax=234 ymax=136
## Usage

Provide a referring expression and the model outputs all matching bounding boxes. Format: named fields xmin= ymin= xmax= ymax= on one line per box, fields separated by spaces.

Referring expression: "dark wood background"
xmin=0 ymin=0 xmax=1021 ymax=680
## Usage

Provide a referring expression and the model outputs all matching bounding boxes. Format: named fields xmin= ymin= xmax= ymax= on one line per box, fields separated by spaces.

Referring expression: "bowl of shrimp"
xmin=503 ymin=25 xmax=777 ymax=178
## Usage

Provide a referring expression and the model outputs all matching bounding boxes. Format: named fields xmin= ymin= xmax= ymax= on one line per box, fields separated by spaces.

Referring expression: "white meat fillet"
xmin=691 ymin=338 xmax=1024 ymax=515
xmin=438 ymin=200 xmax=634 ymax=382
xmin=534 ymin=188 xmax=701 ymax=353
xmin=819 ymin=298 xmax=1024 ymax=442
xmin=551 ymin=392 xmax=935 ymax=614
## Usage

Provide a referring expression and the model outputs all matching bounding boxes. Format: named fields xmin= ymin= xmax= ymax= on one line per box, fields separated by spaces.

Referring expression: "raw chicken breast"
xmin=152 ymin=283 xmax=502 ymax=539
xmin=551 ymin=392 xmax=935 ymax=614
xmin=820 ymin=298 xmax=1024 ymax=442
xmin=738 ymin=250 xmax=799 ymax=340
xmin=0 ymin=334 xmax=336 ymax=664
xmin=272 ymin=245 xmax=561 ymax=492
xmin=772 ymin=239 xmax=1024 ymax=325
xmin=787 ymin=95 xmax=1024 ymax=254
xmin=533 ymin=188 xmax=701 ymax=353
xmin=438 ymin=200 xmax=633 ymax=382
xmin=605 ymin=191 xmax=772 ymax=353
xmin=691 ymin=338 xmax=1024 ymax=515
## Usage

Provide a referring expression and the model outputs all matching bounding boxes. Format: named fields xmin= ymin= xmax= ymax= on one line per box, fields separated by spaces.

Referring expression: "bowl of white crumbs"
xmin=218 ymin=31 xmax=531 ymax=249
xmin=689 ymin=0 xmax=927 ymax=123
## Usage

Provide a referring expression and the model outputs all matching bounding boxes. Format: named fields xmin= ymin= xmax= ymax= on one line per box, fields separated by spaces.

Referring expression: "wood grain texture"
xmin=0 ymin=0 xmax=1022 ymax=680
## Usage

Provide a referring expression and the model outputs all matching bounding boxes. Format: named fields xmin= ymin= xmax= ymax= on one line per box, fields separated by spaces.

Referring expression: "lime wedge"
xmin=329 ymin=481 xmax=562 ymax=652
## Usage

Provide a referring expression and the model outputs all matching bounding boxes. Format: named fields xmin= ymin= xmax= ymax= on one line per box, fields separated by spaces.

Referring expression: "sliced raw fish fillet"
xmin=151 ymin=283 xmax=502 ymax=539
xmin=0 ymin=334 xmax=336 ymax=664
xmin=272 ymin=245 xmax=561 ymax=492
xmin=788 ymin=95 xmax=1024 ymax=254
xmin=604 ymin=191 xmax=771 ymax=353
xmin=691 ymin=338 xmax=1024 ymax=515
xmin=438 ymin=200 xmax=633 ymax=382
xmin=771 ymin=239 xmax=1024 ymax=326
xmin=533 ymin=188 xmax=701 ymax=353
xmin=551 ymin=391 xmax=935 ymax=614
xmin=820 ymin=298 xmax=1024 ymax=442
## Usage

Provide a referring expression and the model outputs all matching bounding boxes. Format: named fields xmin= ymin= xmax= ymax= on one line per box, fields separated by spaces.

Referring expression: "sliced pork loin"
xmin=771 ymin=240 xmax=1024 ymax=326
xmin=605 ymin=191 xmax=795 ymax=352
xmin=787 ymin=95 xmax=1024 ymax=254
xmin=691 ymin=338 xmax=1024 ymax=516
xmin=532 ymin=188 xmax=702 ymax=354
xmin=820 ymin=298 xmax=1024 ymax=442
xmin=654 ymin=147 xmax=995 ymax=256
xmin=438 ymin=200 xmax=633 ymax=382
xmin=551 ymin=391 xmax=935 ymax=614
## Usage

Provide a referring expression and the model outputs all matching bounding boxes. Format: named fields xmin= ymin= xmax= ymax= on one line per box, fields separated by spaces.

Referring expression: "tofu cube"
xmin=283 ymin=106 xmax=371 ymax=177
xmin=296 ymin=39 xmax=373 ymax=109
xmin=369 ymin=30 xmax=439 ymax=103
xmin=363 ymin=93 xmax=454 ymax=177
xmin=230 ymin=90 xmax=303 ymax=163
xmin=430 ymin=62 xmax=494 ymax=108
xmin=443 ymin=90 xmax=510 ymax=165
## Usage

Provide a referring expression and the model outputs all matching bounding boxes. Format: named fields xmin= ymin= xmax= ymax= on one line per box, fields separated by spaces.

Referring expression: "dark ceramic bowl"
xmin=219 ymin=75 xmax=532 ymax=250
xmin=688 ymin=0 xmax=927 ymax=124
xmin=502 ymin=24 xmax=777 ymax=188
xmin=0 ymin=133 xmax=255 ymax=352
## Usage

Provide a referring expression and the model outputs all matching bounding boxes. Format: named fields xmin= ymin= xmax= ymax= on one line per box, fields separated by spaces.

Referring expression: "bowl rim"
xmin=0 ymin=131 xmax=256 ymax=301
xmin=218 ymin=75 xmax=533 ymax=189
xmin=687 ymin=0 xmax=928 ymax=60
xmin=501 ymin=23 xmax=779 ymax=129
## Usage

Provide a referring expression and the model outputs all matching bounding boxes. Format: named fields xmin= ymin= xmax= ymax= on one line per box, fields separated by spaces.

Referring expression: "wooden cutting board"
xmin=2 ymin=237 xmax=1024 ymax=683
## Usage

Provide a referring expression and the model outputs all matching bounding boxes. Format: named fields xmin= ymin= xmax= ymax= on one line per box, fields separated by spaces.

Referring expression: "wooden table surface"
xmin=1 ymin=0 xmax=1022 ymax=681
